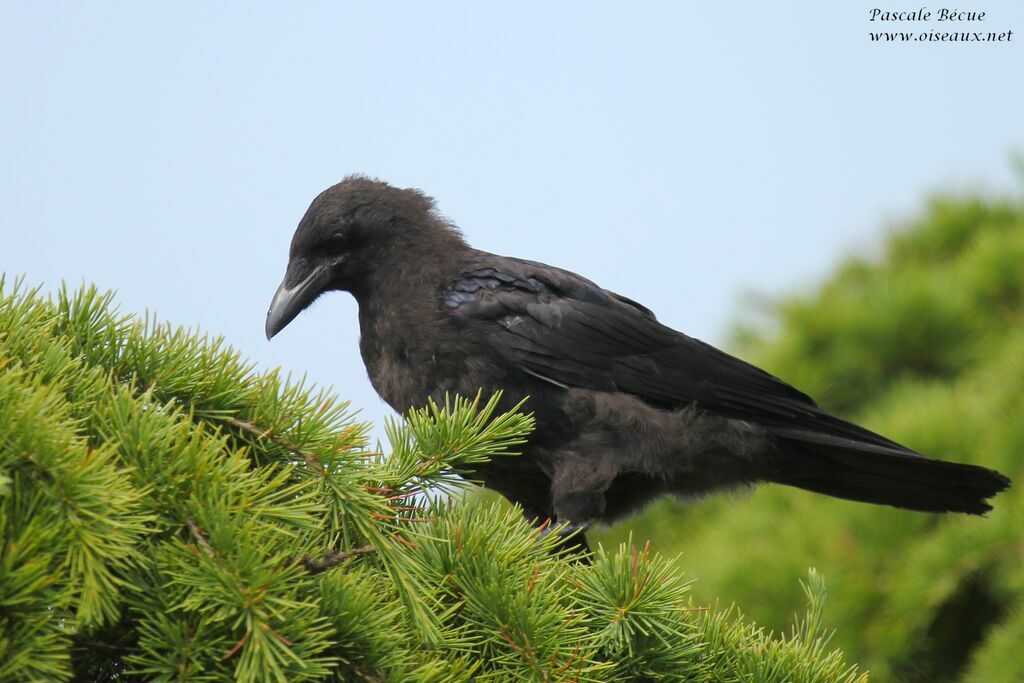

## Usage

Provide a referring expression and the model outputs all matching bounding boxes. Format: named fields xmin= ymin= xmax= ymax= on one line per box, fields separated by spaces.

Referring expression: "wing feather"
xmin=447 ymin=253 xmax=913 ymax=454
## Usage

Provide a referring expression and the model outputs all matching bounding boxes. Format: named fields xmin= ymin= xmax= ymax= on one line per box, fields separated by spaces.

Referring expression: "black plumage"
xmin=266 ymin=176 xmax=1010 ymax=550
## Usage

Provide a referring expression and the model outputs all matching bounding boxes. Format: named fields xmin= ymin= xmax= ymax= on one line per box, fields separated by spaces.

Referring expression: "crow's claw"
xmin=537 ymin=519 xmax=592 ymax=563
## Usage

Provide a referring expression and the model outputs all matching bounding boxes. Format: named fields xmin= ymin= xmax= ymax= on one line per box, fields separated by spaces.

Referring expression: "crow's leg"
xmin=518 ymin=505 xmax=590 ymax=560
xmin=538 ymin=520 xmax=592 ymax=561
xmin=545 ymin=451 xmax=617 ymax=562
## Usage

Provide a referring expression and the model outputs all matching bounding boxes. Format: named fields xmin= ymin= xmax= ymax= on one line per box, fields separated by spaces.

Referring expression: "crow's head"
xmin=265 ymin=175 xmax=460 ymax=340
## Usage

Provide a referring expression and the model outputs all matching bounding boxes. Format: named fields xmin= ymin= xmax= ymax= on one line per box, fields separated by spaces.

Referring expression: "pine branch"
xmin=294 ymin=545 xmax=376 ymax=574
xmin=0 ymin=278 xmax=871 ymax=682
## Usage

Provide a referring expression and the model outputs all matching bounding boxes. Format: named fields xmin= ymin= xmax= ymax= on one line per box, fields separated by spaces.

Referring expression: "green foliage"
xmin=0 ymin=278 xmax=865 ymax=681
xmin=597 ymin=190 xmax=1024 ymax=682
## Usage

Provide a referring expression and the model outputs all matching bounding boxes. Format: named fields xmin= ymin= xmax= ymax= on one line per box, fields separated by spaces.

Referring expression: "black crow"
xmin=266 ymin=176 xmax=1010 ymax=550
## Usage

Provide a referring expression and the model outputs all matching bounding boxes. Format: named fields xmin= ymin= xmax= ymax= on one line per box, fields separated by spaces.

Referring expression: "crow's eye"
xmin=320 ymin=228 xmax=349 ymax=252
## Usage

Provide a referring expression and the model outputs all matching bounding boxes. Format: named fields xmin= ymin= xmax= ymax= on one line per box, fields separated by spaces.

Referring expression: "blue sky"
xmin=2 ymin=2 xmax=1022 ymax=438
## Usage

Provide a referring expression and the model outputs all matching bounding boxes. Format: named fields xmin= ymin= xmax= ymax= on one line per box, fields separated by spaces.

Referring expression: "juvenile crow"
xmin=266 ymin=176 xmax=1010 ymax=550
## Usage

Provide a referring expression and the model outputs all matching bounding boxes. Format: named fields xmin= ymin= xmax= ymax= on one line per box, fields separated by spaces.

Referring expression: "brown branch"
xmin=391 ymin=534 xmax=421 ymax=549
xmin=223 ymin=417 xmax=380 ymax=475
xmin=351 ymin=451 xmax=384 ymax=460
xmin=225 ymin=417 xmax=304 ymax=453
xmin=355 ymin=664 xmax=387 ymax=683
xmin=526 ymin=565 xmax=542 ymax=594
xmin=261 ymin=622 xmax=293 ymax=647
xmin=415 ymin=455 xmax=445 ymax=473
xmin=385 ymin=490 xmax=422 ymax=502
xmin=294 ymin=545 xmax=376 ymax=574
xmin=223 ymin=416 xmax=333 ymax=477
xmin=221 ymin=633 xmax=249 ymax=661
xmin=185 ymin=518 xmax=215 ymax=558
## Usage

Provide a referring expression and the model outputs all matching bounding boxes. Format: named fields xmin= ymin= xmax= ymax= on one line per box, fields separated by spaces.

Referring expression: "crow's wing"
xmin=445 ymin=254 xmax=912 ymax=455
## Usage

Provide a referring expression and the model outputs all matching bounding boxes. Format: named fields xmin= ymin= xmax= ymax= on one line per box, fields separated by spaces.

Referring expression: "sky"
xmin=2 ymin=2 xmax=1022 ymax=439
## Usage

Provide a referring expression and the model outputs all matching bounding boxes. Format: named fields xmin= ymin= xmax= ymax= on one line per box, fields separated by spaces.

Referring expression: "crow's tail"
xmin=771 ymin=436 xmax=1011 ymax=515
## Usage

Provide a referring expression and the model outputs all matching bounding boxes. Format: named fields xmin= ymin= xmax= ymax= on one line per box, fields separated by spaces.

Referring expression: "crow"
xmin=266 ymin=176 xmax=1010 ymax=551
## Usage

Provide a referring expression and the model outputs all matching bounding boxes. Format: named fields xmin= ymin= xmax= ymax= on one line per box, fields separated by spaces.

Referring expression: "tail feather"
xmin=774 ymin=440 xmax=1011 ymax=515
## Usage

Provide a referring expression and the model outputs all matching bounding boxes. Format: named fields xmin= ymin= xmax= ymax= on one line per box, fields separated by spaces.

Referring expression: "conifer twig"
xmin=354 ymin=664 xmax=386 ymax=683
xmin=185 ymin=518 xmax=215 ymax=558
xmin=225 ymin=416 xmax=313 ymax=457
xmin=295 ymin=545 xmax=376 ymax=574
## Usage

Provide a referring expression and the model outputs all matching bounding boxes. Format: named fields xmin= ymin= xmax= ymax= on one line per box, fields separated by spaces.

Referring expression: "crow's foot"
xmin=537 ymin=519 xmax=592 ymax=563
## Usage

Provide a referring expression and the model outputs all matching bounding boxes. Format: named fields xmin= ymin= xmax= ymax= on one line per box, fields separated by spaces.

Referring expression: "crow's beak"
xmin=265 ymin=263 xmax=333 ymax=340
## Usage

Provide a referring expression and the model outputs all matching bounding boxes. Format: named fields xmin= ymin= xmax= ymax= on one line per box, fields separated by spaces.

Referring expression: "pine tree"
xmin=0 ymin=278 xmax=865 ymax=682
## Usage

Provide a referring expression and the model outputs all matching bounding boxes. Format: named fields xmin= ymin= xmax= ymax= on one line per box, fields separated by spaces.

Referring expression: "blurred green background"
xmin=592 ymin=187 xmax=1024 ymax=682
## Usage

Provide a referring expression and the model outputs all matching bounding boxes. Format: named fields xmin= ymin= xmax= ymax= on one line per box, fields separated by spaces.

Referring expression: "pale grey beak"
xmin=265 ymin=263 xmax=333 ymax=340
